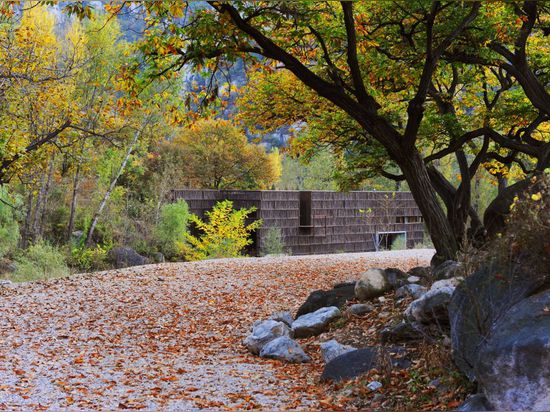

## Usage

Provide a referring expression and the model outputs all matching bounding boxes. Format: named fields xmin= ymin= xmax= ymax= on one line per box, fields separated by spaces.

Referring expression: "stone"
xmin=384 ymin=268 xmax=408 ymax=289
xmin=456 ymin=394 xmax=492 ymax=411
xmin=449 ymin=260 xmax=549 ymax=380
xmin=395 ymin=284 xmax=427 ymax=300
xmin=408 ymin=266 xmax=431 ymax=278
xmin=355 ymin=269 xmax=391 ymax=301
xmin=292 ymin=306 xmax=341 ymax=338
xmin=320 ymin=347 xmax=380 ymax=382
xmin=430 ymin=277 xmax=463 ymax=291
xmin=475 ymin=289 xmax=550 ymax=411
xmin=320 ymin=339 xmax=356 ymax=363
xmin=367 ymin=381 xmax=383 ymax=391
xmin=407 ymin=275 xmax=421 ymax=284
xmin=152 ymin=252 xmax=165 ymax=263
xmin=243 ymin=320 xmax=291 ymax=355
xmin=348 ymin=303 xmax=374 ymax=316
xmin=380 ymin=321 xmax=425 ymax=343
xmin=433 ymin=260 xmax=462 ymax=280
xmin=405 ymin=286 xmax=455 ymax=324
xmin=295 ymin=282 xmax=355 ymax=317
xmin=107 ymin=247 xmax=150 ymax=269
xmin=0 ymin=279 xmax=12 ymax=286
xmin=259 ymin=336 xmax=310 ymax=363
xmin=270 ymin=311 xmax=293 ymax=327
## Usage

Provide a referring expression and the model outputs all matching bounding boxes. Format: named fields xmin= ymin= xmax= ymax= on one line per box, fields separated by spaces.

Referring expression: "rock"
xmin=433 ymin=260 xmax=462 ymax=280
xmin=295 ymin=282 xmax=355 ymax=317
xmin=292 ymin=306 xmax=341 ymax=338
xmin=395 ymin=284 xmax=427 ymax=300
xmin=243 ymin=320 xmax=291 ymax=355
xmin=408 ymin=266 xmax=431 ymax=278
xmin=367 ymin=381 xmax=383 ymax=391
xmin=355 ymin=269 xmax=391 ymax=301
xmin=405 ymin=286 xmax=455 ymax=324
xmin=320 ymin=347 xmax=380 ymax=382
xmin=449 ymin=260 xmax=549 ymax=379
xmin=407 ymin=275 xmax=421 ymax=284
xmin=320 ymin=339 xmax=356 ymax=363
xmin=152 ymin=252 xmax=165 ymax=263
xmin=380 ymin=321 xmax=425 ymax=343
xmin=475 ymin=288 xmax=550 ymax=411
xmin=348 ymin=303 xmax=374 ymax=316
xmin=384 ymin=268 xmax=408 ymax=289
xmin=431 ymin=277 xmax=463 ymax=291
xmin=107 ymin=247 xmax=150 ymax=269
xmin=270 ymin=311 xmax=293 ymax=327
xmin=0 ymin=279 xmax=12 ymax=286
xmin=259 ymin=336 xmax=310 ymax=363
xmin=456 ymin=394 xmax=492 ymax=411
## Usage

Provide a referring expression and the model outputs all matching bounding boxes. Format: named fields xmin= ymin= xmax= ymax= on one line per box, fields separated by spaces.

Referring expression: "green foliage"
xmin=261 ymin=227 xmax=285 ymax=256
xmin=12 ymin=240 xmax=69 ymax=282
xmin=182 ymin=200 xmax=262 ymax=261
xmin=69 ymin=243 xmax=110 ymax=272
xmin=0 ymin=187 xmax=19 ymax=259
xmin=155 ymin=199 xmax=190 ymax=259
xmin=390 ymin=234 xmax=407 ymax=251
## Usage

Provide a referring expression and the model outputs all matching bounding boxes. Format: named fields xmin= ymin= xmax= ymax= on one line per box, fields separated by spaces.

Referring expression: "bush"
xmin=70 ymin=243 xmax=110 ymax=272
xmin=155 ymin=199 xmax=190 ymax=259
xmin=182 ymin=200 xmax=262 ymax=261
xmin=0 ymin=187 xmax=20 ymax=259
xmin=261 ymin=227 xmax=285 ymax=256
xmin=12 ymin=241 xmax=69 ymax=282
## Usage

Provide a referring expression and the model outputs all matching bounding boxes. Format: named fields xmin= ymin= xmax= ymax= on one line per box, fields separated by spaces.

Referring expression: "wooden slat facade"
xmin=170 ymin=189 xmax=425 ymax=256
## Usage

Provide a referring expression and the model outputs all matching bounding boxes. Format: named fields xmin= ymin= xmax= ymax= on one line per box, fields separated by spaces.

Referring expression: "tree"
xmin=124 ymin=0 xmax=549 ymax=260
xmin=171 ymin=118 xmax=281 ymax=190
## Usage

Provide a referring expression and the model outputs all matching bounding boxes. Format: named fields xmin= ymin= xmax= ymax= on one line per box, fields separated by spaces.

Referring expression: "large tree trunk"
xmin=399 ymin=150 xmax=459 ymax=261
xmin=19 ymin=191 xmax=34 ymax=249
xmin=67 ymin=163 xmax=81 ymax=241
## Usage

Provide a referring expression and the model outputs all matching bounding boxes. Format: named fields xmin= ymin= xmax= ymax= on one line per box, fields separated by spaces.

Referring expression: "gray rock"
xmin=292 ymin=306 xmax=341 ymax=338
xmin=355 ymin=269 xmax=391 ymax=301
xmin=407 ymin=275 xmax=421 ymax=284
xmin=107 ymin=247 xmax=150 ymax=269
xmin=348 ymin=303 xmax=374 ymax=316
xmin=433 ymin=260 xmax=462 ymax=280
xmin=408 ymin=266 xmax=431 ymax=278
xmin=384 ymin=268 xmax=408 ymax=289
xmin=380 ymin=321 xmax=425 ymax=343
xmin=449 ymin=260 xmax=548 ymax=380
xmin=295 ymin=282 xmax=355 ymax=317
xmin=270 ymin=311 xmax=293 ymax=327
xmin=367 ymin=381 xmax=383 ymax=391
xmin=431 ymin=277 xmax=462 ymax=291
xmin=320 ymin=339 xmax=356 ymax=363
xmin=456 ymin=394 xmax=492 ymax=411
xmin=321 ymin=347 xmax=380 ymax=382
xmin=244 ymin=320 xmax=291 ymax=355
xmin=475 ymin=289 xmax=550 ymax=411
xmin=0 ymin=279 xmax=12 ymax=286
xmin=259 ymin=336 xmax=310 ymax=363
xmin=152 ymin=252 xmax=165 ymax=263
xmin=405 ymin=286 xmax=455 ymax=324
xmin=395 ymin=284 xmax=427 ymax=300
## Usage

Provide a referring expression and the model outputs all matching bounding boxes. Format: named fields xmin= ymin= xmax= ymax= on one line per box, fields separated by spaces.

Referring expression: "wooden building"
xmin=170 ymin=189 xmax=425 ymax=256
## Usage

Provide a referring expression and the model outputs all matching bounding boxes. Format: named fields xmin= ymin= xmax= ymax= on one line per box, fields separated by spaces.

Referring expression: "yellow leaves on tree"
xmin=180 ymin=200 xmax=262 ymax=261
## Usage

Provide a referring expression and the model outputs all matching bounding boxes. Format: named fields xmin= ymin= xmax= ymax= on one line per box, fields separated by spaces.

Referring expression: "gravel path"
xmin=0 ymin=249 xmax=433 ymax=410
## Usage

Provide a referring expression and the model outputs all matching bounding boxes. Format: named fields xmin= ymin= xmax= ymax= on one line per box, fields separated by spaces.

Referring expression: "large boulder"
xmin=292 ymin=306 xmax=341 ymax=338
xmin=243 ymin=320 xmax=291 ymax=355
xmin=395 ymin=284 xmax=427 ymax=300
xmin=355 ymin=269 xmax=391 ymax=301
xmin=407 ymin=266 xmax=431 ymax=279
xmin=320 ymin=347 xmax=380 ymax=382
xmin=405 ymin=285 xmax=455 ymax=324
xmin=384 ymin=268 xmax=408 ymax=289
xmin=475 ymin=289 xmax=550 ymax=410
xmin=259 ymin=336 xmax=310 ymax=363
xmin=320 ymin=339 xmax=356 ymax=363
xmin=295 ymin=282 xmax=355 ymax=317
xmin=380 ymin=321 xmax=425 ymax=343
xmin=270 ymin=311 xmax=293 ymax=327
xmin=107 ymin=247 xmax=150 ymax=269
xmin=449 ymin=260 xmax=548 ymax=379
xmin=433 ymin=260 xmax=462 ymax=280
xmin=456 ymin=394 xmax=492 ymax=411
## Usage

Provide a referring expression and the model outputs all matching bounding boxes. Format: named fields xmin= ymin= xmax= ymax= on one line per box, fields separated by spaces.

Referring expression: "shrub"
xmin=0 ymin=188 xmax=20 ymax=259
xmin=181 ymin=200 xmax=262 ymax=261
xmin=12 ymin=241 xmax=69 ymax=282
xmin=155 ymin=199 xmax=190 ymax=259
xmin=261 ymin=227 xmax=285 ymax=256
xmin=70 ymin=243 xmax=110 ymax=272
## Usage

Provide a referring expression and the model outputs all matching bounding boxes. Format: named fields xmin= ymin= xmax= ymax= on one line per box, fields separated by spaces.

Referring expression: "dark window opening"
xmin=375 ymin=231 xmax=406 ymax=251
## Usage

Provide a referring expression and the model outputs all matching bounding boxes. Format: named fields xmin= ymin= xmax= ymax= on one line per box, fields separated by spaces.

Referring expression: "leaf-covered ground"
xmin=0 ymin=250 xmax=433 ymax=410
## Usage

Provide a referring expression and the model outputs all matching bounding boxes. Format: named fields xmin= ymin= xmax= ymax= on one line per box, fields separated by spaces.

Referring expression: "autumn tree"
xmin=169 ymin=118 xmax=280 ymax=190
xmin=123 ymin=0 xmax=550 ymax=261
